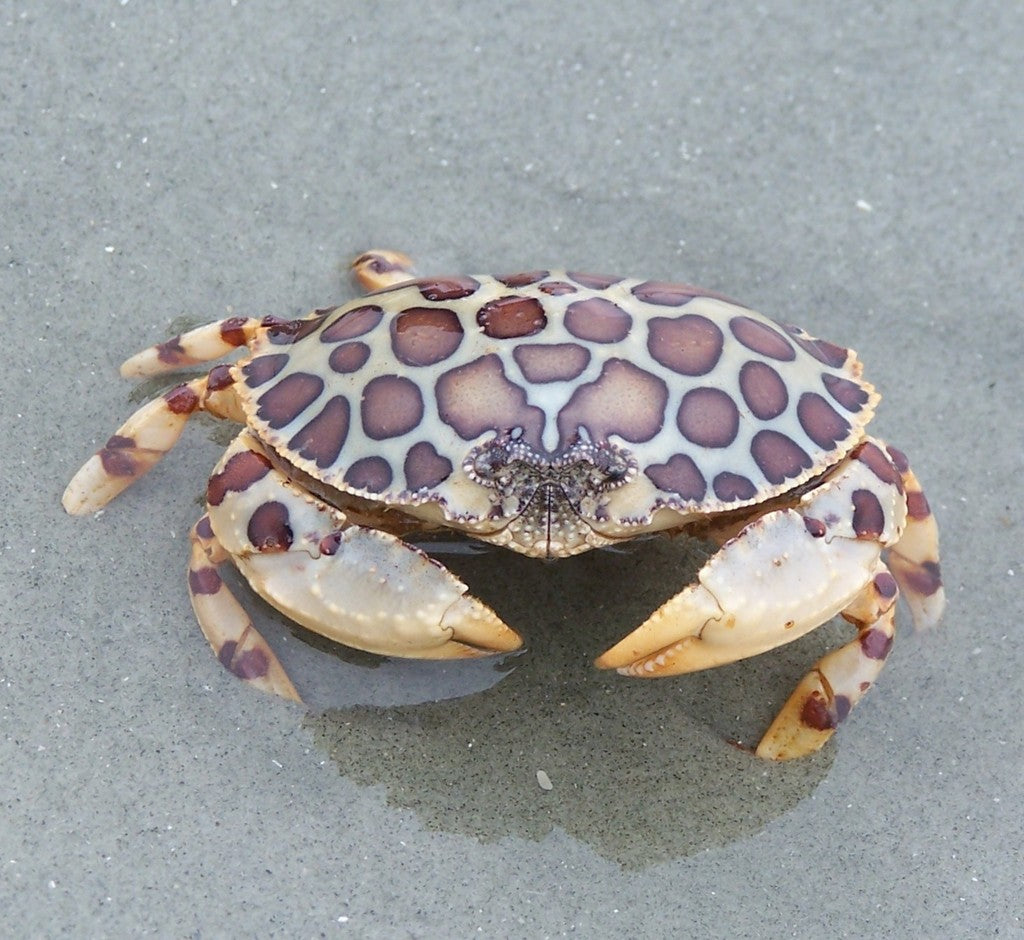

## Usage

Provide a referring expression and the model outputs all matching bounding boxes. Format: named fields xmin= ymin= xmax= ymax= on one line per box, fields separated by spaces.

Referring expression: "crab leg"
xmin=193 ymin=431 xmax=521 ymax=696
xmin=595 ymin=438 xmax=921 ymax=759
xmin=189 ymin=514 xmax=301 ymax=701
xmin=62 ymin=365 xmax=245 ymax=515
xmin=883 ymin=446 xmax=945 ymax=629
xmin=754 ymin=562 xmax=899 ymax=759
xmin=350 ymin=249 xmax=418 ymax=291
xmin=119 ymin=316 xmax=279 ymax=378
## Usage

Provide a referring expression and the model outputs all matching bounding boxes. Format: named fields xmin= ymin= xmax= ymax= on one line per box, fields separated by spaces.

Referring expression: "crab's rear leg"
xmin=350 ymin=249 xmax=417 ymax=291
xmin=883 ymin=446 xmax=945 ymax=629
xmin=120 ymin=315 xmax=282 ymax=378
xmin=62 ymin=365 xmax=245 ymax=515
xmin=192 ymin=431 xmax=522 ymax=697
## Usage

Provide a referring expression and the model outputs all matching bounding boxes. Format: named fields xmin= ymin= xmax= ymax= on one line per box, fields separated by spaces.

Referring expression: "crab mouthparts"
xmin=466 ymin=435 xmax=636 ymax=557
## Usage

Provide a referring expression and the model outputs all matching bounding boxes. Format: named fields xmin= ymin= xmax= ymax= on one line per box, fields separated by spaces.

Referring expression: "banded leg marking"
xmin=62 ymin=367 xmax=243 ymax=515
xmin=755 ymin=564 xmax=899 ymax=759
xmin=884 ymin=446 xmax=945 ymax=629
xmin=351 ymin=249 xmax=417 ymax=292
xmin=120 ymin=316 xmax=284 ymax=378
xmin=189 ymin=514 xmax=301 ymax=701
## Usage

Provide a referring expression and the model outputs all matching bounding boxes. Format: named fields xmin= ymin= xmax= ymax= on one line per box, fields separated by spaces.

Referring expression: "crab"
xmin=63 ymin=250 xmax=944 ymax=759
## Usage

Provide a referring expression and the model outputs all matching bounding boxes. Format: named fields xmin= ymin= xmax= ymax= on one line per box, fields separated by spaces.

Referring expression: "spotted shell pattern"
xmin=235 ymin=271 xmax=877 ymax=539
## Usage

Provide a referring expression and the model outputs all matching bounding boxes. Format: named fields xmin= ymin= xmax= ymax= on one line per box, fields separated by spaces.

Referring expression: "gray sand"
xmin=3 ymin=3 xmax=1021 ymax=935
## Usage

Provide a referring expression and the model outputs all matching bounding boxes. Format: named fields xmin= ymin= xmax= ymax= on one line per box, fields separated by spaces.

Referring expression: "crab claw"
xmin=197 ymin=432 xmax=520 ymax=698
xmin=594 ymin=509 xmax=883 ymax=676
xmin=596 ymin=437 xmax=926 ymax=759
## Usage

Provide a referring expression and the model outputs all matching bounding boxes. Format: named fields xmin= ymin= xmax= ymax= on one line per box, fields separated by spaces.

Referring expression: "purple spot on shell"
xmin=344 ymin=456 xmax=393 ymax=493
xmin=416 ymin=276 xmax=480 ymax=301
xmin=243 ymin=354 xmax=290 ymax=388
xmin=288 ymin=396 xmax=350 ymax=468
xmin=739 ymin=360 xmax=788 ymax=420
xmin=751 ymin=430 xmax=812 ymax=484
xmin=645 ymin=454 xmax=707 ymax=501
xmin=538 ymin=280 xmax=576 ymax=295
xmin=713 ymin=472 xmax=758 ymax=502
xmin=822 ymin=373 xmax=870 ymax=412
xmin=730 ymin=316 xmax=796 ymax=361
xmin=513 ymin=344 xmax=590 ymax=383
xmin=782 ymin=323 xmax=849 ymax=367
xmin=360 ymin=375 xmax=424 ymax=440
xmin=557 ymin=359 xmax=667 ymax=447
xmin=632 ymin=281 xmax=704 ymax=306
xmin=477 ymin=296 xmax=547 ymax=339
xmin=797 ymin=392 xmax=851 ymax=449
xmin=435 ymin=355 xmax=546 ymax=449
xmin=676 ymin=387 xmax=740 ymax=448
xmin=496 ymin=271 xmax=549 ymax=287
xmin=567 ymin=271 xmax=621 ymax=290
xmin=320 ymin=305 xmax=384 ymax=342
xmin=404 ymin=442 xmax=454 ymax=490
xmin=256 ymin=372 xmax=324 ymax=429
xmin=564 ymin=297 xmax=632 ymax=344
xmin=266 ymin=312 xmax=329 ymax=345
xmin=329 ymin=341 xmax=371 ymax=374
xmin=647 ymin=314 xmax=724 ymax=376
xmin=391 ymin=307 xmax=464 ymax=366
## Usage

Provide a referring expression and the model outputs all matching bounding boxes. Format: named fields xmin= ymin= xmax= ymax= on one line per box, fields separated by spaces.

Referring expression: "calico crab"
xmin=63 ymin=250 xmax=944 ymax=759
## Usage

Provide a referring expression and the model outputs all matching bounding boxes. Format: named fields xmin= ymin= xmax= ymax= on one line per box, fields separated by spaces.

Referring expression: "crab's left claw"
xmin=597 ymin=438 xmax=938 ymax=760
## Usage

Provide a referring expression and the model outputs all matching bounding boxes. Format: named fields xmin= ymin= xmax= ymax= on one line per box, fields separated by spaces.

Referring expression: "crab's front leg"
xmin=190 ymin=431 xmax=522 ymax=699
xmin=597 ymin=439 xmax=940 ymax=759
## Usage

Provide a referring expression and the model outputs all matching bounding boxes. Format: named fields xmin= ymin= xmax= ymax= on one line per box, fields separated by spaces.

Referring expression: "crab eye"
xmin=471 ymin=451 xmax=503 ymax=478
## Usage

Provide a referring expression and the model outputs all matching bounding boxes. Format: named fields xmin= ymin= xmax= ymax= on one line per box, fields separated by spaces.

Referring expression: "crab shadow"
xmin=262 ymin=536 xmax=841 ymax=869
